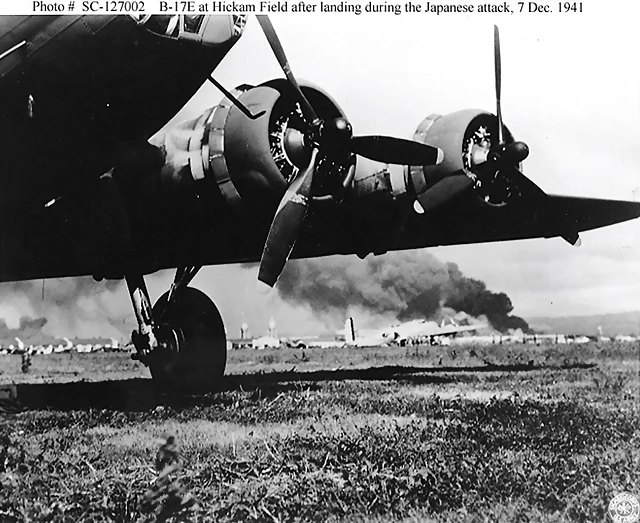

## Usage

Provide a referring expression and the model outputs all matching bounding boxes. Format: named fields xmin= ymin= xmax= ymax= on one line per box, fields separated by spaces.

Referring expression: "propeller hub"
xmin=334 ymin=117 xmax=352 ymax=134
xmin=488 ymin=141 xmax=529 ymax=165
xmin=320 ymin=117 xmax=353 ymax=145
xmin=504 ymin=141 xmax=530 ymax=163
xmin=316 ymin=117 xmax=354 ymax=160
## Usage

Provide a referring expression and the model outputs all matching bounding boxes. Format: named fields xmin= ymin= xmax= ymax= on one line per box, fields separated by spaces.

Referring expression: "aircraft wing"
xmin=393 ymin=321 xmax=486 ymax=340
xmin=431 ymin=323 xmax=488 ymax=336
xmin=397 ymin=193 xmax=640 ymax=250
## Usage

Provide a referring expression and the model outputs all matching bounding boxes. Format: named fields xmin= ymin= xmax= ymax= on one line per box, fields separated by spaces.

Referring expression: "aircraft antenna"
xmin=207 ymin=76 xmax=265 ymax=120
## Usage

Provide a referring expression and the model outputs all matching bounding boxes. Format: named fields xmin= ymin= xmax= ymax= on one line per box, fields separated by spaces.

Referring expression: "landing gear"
xmin=150 ymin=287 xmax=227 ymax=391
xmin=126 ymin=267 xmax=227 ymax=392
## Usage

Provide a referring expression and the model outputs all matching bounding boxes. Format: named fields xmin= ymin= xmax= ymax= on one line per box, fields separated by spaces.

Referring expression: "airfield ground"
xmin=0 ymin=342 xmax=638 ymax=522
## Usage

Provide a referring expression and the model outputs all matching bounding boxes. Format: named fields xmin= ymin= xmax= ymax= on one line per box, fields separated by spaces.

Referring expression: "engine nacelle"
xmin=152 ymin=79 xmax=355 ymax=210
xmin=407 ymin=109 xmax=519 ymax=208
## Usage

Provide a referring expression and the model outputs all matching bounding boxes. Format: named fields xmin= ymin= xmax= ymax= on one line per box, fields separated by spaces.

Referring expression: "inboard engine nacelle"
xmin=154 ymin=79 xmax=354 ymax=209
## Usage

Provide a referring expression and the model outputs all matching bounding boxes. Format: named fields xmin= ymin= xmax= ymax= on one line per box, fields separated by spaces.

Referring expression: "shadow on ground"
xmin=3 ymin=362 xmax=596 ymax=412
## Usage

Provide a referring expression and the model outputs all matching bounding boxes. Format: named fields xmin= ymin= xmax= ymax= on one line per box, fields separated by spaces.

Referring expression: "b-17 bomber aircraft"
xmin=1 ymin=15 xmax=638 ymax=391
xmin=341 ymin=318 xmax=488 ymax=348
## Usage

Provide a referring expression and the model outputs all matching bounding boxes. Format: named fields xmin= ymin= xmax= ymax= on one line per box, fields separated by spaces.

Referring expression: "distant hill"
xmin=527 ymin=311 xmax=640 ymax=337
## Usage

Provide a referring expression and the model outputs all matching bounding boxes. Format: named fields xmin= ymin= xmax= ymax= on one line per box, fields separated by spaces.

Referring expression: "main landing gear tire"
xmin=150 ymin=287 xmax=227 ymax=393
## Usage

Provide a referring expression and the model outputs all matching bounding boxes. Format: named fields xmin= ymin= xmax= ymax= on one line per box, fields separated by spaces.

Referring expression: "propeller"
xmin=351 ymin=135 xmax=441 ymax=166
xmin=256 ymin=16 xmax=320 ymax=128
xmin=255 ymin=16 xmax=441 ymax=167
xmin=258 ymin=148 xmax=319 ymax=288
xmin=482 ymin=26 xmax=579 ymax=245
xmin=255 ymin=15 xmax=443 ymax=287
xmin=487 ymin=25 xmax=531 ymax=174
xmin=494 ymin=25 xmax=503 ymax=146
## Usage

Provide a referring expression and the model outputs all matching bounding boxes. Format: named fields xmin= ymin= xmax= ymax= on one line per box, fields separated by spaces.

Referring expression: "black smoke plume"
xmin=278 ymin=251 xmax=530 ymax=333
xmin=442 ymin=263 xmax=530 ymax=333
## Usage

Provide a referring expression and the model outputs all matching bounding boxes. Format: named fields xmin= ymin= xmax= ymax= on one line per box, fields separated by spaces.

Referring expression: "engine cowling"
xmin=407 ymin=109 xmax=521 ymax=209
xmin=153 ymin=79 xmax=355 ymax=211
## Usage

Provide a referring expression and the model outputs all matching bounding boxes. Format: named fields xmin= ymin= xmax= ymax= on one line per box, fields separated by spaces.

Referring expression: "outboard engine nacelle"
xmin=407 ymin=109 xmax=522 ymax=210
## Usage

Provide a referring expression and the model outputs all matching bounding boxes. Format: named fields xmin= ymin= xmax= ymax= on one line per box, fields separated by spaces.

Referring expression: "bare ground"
xmin=1 ymin=341 xmax=638 ymax=522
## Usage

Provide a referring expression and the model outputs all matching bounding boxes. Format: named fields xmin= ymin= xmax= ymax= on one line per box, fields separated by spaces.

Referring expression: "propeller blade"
xmin=416 ymin=174 xmax=474 ymax=213
xmin=258 ymin=148 xmax=319 ymax=288
xmin=491 ymin=29 xmax=576 ymax=247
xmin=256 ymin=15 xmax=320 ymax=126
xmin=494 ymin=25 xmax=504 ymax=145
xmin=351 ymin=135 xmax=442 ymax=166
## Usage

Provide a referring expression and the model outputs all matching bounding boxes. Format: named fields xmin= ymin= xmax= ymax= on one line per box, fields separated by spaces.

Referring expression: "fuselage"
xmin=0 ymin=16 xmax=236 ymax=210
xmin=0 ymin=15 xmax=242 ymax=281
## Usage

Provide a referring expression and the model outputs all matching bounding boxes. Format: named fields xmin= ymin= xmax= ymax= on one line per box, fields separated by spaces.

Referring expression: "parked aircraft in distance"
xmin=340 ymin=317 xmax=488 ymax=347
xmin=1 ymin=15 xmax=638 ymax=390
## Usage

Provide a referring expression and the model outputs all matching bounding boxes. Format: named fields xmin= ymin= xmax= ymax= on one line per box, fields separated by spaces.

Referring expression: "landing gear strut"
xmin=126 ymin=267 xmax=227 ymax=392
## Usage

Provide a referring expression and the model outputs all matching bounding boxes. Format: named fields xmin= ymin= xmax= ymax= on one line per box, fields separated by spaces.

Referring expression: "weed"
xmin=139 ymin=435 xmax=197 ymax=522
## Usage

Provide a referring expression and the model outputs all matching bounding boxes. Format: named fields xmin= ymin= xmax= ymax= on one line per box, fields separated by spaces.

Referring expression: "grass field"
xmin=0 ymin=342 xmax=638 ymax=522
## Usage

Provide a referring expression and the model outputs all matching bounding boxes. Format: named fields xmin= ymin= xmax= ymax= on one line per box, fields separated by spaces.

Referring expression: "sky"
xmin=1 ymin=5 xmax=639 ymax=339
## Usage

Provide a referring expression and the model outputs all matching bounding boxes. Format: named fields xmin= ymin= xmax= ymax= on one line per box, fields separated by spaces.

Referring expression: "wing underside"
xmin=397 ymin=193 xmax=640 ymax=249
